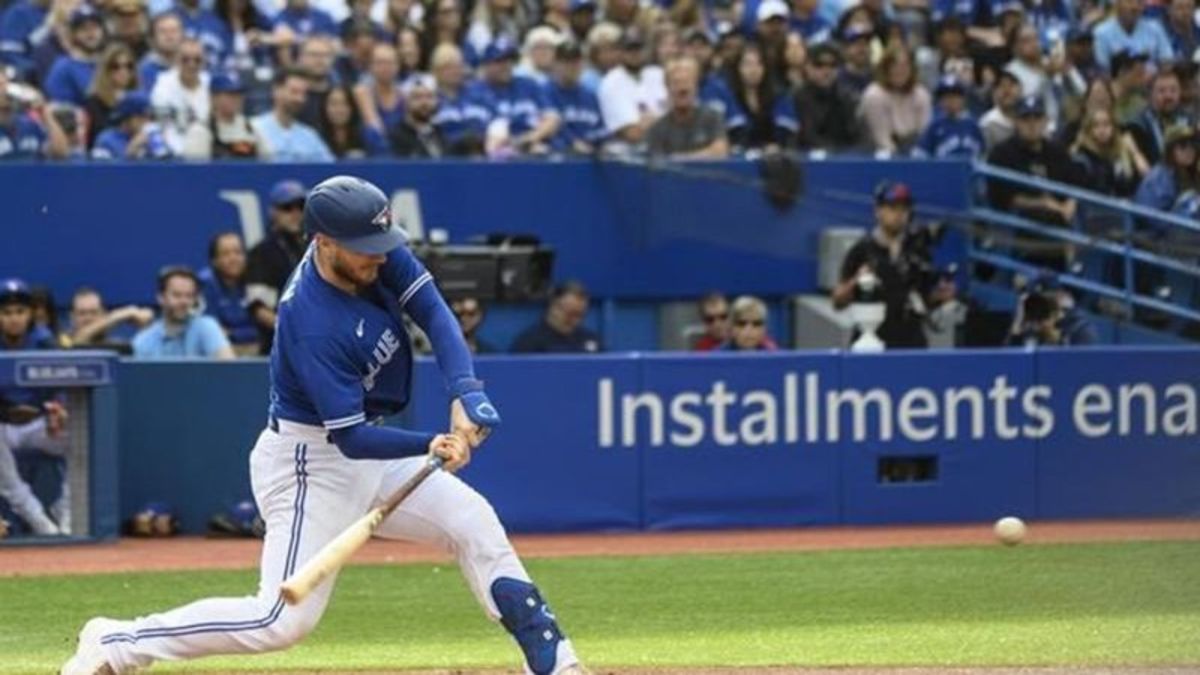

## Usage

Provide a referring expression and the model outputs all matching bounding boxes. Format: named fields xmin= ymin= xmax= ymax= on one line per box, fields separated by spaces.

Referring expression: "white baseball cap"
xmin=757 ymin=0 xmax=789 ymax=22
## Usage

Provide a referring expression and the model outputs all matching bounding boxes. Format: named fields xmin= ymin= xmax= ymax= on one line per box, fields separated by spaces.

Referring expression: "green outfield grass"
xmin=1 ymin=540 xmax=1198 ymax=673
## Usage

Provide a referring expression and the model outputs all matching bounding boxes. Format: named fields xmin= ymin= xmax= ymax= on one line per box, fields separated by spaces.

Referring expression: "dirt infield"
xmin=1 ymin=519 xmax=1198 ymax=578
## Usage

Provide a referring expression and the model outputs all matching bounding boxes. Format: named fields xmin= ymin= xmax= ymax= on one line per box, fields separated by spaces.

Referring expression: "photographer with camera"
xmin=1007 ymin=274 xmax=1099 ymax=347
xmin=831 ymin=181 xmax=957 ymax=350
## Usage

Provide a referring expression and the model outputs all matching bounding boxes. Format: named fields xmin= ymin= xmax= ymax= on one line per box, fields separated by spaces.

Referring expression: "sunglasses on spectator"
xmin=275 ymin=201 xmax=305 ymax=211
xmin=180 ymin=55 xmax=205 ymax=65
xmin=109 ymin=61 xmax=135 ymax=71
xmin=734 ymin=319 xmax=765 ymax=328
xmin=702 ymin=312 xmax=728 ymax=324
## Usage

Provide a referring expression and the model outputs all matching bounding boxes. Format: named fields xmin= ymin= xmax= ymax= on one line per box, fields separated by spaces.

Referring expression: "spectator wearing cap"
xmin=987 ymin=95 xmax=1080 ymax=269
xmin=544 ymin=41 xmax=605 ymax=154
xmin=1163 ymin=0 xmax=1200 ymax=61
xmin=138 ymin=11 xmax=183 ymax=93
xmin=793 ymin=41 xmax=862 ymax=151
xmin=132 ymin=266 xmax=235 ymax=360
xmin=647 ymin=55 xmax=729 ymax=158
xmin=183 ymin=71 xmax=262 ymax=159
xmin=567 ymin=0 xmax=596 ymax=43
xmin=465 ymin=0 xmax=529 ymax=65
xmin=172 ymin=0 xmax=230 ymax=64
xmin=1004 ymin=22 xmax=1060 ymax=133
xmin=107 ymin=0 xmax=149 ymax=58
xmin=582 ymin=21 xmax=621 ymax=92
xmin=91 ymin=91 xmax=174 ymax=158
xmin=245 ymin=179 xmax=307 ymax=315
xmin=725 ymin=42 xmax=798 ymax=151
xmin=720 ymin=296 xmax=778 ymax=351
xmin=599 ymin=28 xmax=666 ymax=151
xmin=476 ymin=37 xmax=562 ymax=155
xmin=353 ymin=42 xmax=404 ymax=134
xmin=515 ymin=25 xmax=562 ymax=85
xmin=1094 ymin=0 xmax=1173 ymax=72
xmin=319 ymin=82 xmax=390 ymax=156
xmin=199 ymin=232 xmax=272 ymax=356
xmin=858 ymin=45 xmax=932 ymax=155
xmin=789 ymin=0 xmax=833 ymax=44
xmin=682 ymin=28 xmax=731 ymax=117
xmin=1135 ymin=124 xmax=1200 ymax=212
xmin=1070 ymin=107 xmax=1148 ymax=198
xmin=251 ymin=67 xmax=334 ymax=161
xmin=84 ymin=43 xmax=140 ymax=148
xmin=336 ymin=18 xmax=380 ymax=85
xmin=150 ymin=37 xmax=211 ymax=154
xmin=390 ymin=72 xmax=444 ymax=157
xmin=915 ymin=75 xmax=983 ymax=158
xmin=0 ymin=0 xmax=50 ymax=77
xmin=510 ymin=280 xmax=602 ymax=353
xmin=429 ymin=43 xmax=492 ymax=156
xmin=753 ymin=0 xmax=790 ymax=63
xmin=337 ymin=0 xmax=381 ymax=39
xmin=1110 ymin=48 xmax=1151 ymax=125
xmin=0 ymin=67 xmax=69 ymax=160
xmin=44 ymin=5 xmax=106 ymax=105
xmin=1128 ymin=68 xmax=1193 ymax=165
xmin=837 ymin=22 xmax=874 ymax=95
xmin=980 ymin=69 xmax=1021 ymax=149
xmin=1064 ymin=26 xmax=1101 ymax=82
xmin=295 ymin=34 xmax=338 ymax=126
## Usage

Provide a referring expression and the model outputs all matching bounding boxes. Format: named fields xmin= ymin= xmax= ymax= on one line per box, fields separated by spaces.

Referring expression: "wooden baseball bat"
xmin=279 ymin=455 xmax=444 ymax=605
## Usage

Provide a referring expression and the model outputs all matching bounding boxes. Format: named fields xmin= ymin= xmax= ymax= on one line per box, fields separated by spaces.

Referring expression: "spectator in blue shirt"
xmin=510 ymin=280 xmax=602 ymax=353
xmin=272 ymin=0 xmax=337 ymax=40
xmin=790 ymin=0 xmax=833 ymax=43
xmin=132 ymin=266 xmax=235 ymax=360
xmin=139 ymin=12 xmax=184 ymax=93
xmin=43 ymin=5 xmax=106 ymax=105
xmin=916 ymin=74 xmax=984 ymax=158
xmin=724 ymin=41 xmax=798 ymax=151
xmin=0 ymin=68 xmax=68 ymax=160
xmin=199 ymin=232 xmax=271 ymax=356
xmin=250 ymin=67 xmax=334 ymax=161
xmin=1162 ymin=0 xmax=1200 ymax=61
xmin=0 ymin=0 xmax=50 ymax=77
xmin=430 ymin=43 xmax=493 ymax=155
xmin=174 ymin=0 xmax=229 ymax=64
xmin=91 ymin=91 xmax=174 ymax=159
xmin=545 ymin=41 xmax=605 ymax=154
xmin=1135 ymin=124 xmax=1200 ymax=215
xmin=837 ymin=22 xmax=874 ymax=95
xmin=1093 ymin=0 xmax=1173 ymax=72
xmin=473 ymin=37 xmax=559 ymax=155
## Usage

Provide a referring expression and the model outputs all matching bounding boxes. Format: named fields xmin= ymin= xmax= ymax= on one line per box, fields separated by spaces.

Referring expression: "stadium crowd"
xmin=0 ymin=0 xmax=1195 ymax=193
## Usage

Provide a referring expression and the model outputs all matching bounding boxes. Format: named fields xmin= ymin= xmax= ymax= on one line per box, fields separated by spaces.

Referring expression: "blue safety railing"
xmin=969 ymin=161 xmax=1200 ymax=326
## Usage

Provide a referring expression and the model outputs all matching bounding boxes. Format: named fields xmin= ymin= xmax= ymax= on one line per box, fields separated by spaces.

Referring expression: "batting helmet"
xmin=303 ymin=176 xmax=405 ymax=255
xmin=0 ymin=279 xmax=32 ymax=307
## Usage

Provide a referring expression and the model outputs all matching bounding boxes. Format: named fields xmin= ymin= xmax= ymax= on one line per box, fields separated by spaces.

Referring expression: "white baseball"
xmin=994 ymin=516 xmax=1027 ymax=546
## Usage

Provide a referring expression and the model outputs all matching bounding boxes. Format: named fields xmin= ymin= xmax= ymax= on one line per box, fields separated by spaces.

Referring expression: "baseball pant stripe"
xmin=100 ymin=443 xmax=309 ymax=644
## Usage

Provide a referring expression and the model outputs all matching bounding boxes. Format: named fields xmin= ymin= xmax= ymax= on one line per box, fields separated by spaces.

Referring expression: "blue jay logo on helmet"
xmin=372 ymin=206 xmax=392 ymax=232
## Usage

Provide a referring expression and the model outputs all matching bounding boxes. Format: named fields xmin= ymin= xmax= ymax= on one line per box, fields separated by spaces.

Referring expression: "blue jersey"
xmin=544 ymin=80 xmax=605 ymax=150
xmin=199 ymin=266 xmax=259 ymax=345
xmin=915 ymin=111 xmax=984 ymax=159
xmin=473 ymin=76 xmax=545 ymax=137
xmin=175 ymin=4 xmax=231 ymax=64
xmin=789 ymin=13 xmax=832 ymax=43
xmin=92 ymin=126 xmax=174 ymax=160
xmin=272 ymin=5 xmax=337 ymax=38
xmin=0 ymin=325 xmax=56 ymax=408
xmin=138 ymin=53 xmax=171 ymax=93
xmin=0 ymin=114 xmax=47 ymax=160
xmin=433 ymin=86 xmax=494 ymax=144
xmin=43 ymin=55 xmax=95 ymax=105
xmin=0 ymin=0 xmax=48 ymax=74
xmin=930 ymin=0 xmax=979 ymax=24
xmin=269 ymin=244 xmax=432 ymax=429
xmin=699 ymin=72 xmax=732 ymax=119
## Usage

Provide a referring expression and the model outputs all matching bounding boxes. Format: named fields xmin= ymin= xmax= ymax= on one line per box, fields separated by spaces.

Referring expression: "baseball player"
xmin=63 ymin=176 xmax=586 ymax=675
xmin=0 ymin=279 xmax=70 ymax=536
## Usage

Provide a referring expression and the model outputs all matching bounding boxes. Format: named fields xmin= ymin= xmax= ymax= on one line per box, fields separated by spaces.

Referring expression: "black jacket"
xmin=793 ymin=82 xmax=863 ymax=151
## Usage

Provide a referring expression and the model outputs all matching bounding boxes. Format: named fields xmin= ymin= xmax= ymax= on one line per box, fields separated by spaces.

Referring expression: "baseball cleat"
xmin=60 ymin=617 xmax=121 ymax=675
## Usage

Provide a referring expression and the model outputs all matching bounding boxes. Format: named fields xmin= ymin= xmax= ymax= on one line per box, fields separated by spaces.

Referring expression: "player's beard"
xmin=331 ymin=250 xmax=380 ymax=291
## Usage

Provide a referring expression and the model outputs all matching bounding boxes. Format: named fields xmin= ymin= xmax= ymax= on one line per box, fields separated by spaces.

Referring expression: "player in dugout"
xmin=63 ymin=176 xmax=587 ymax=675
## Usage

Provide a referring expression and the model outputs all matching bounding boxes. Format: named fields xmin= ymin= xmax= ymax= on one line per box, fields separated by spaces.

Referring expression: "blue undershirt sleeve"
xmin=405 ymin=282 xmax=479 ymax=396
xmin=330 ymin=423 xmax=436 ymax=460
